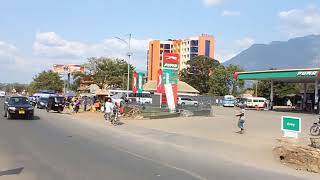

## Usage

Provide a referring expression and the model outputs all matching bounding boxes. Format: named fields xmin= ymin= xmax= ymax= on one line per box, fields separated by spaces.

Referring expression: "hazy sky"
xmin=0 ymin=0 xmax=319 ymax=83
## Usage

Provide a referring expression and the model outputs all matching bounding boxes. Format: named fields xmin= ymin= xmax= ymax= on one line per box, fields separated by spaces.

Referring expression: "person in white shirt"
xmin=236 ymin=105 xmax=246 ymax=134
xmin=104 ymin=98 xmax=114 ymax=123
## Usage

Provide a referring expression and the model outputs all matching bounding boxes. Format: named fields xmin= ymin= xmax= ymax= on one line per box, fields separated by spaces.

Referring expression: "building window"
xmin=160 ymin=44 xmax=164 ymax=48
xmin=191 ymin=40 xmax=198 ymax=46
xmin=190 ymin=54 xmax=197 ymax=59
xmin=164 ymin=44 xmax=171 ymax=49
xmin=205 ymin=40 xmax=210 ymax=57
xmin=191 ymin=47 xmax=198 ymax=53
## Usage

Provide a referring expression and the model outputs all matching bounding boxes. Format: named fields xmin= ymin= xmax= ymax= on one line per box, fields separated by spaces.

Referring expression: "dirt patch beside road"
xmin=274 ymin=139 xmax=320 ymax=173
xmin=62 ymin=107 xmax=320 ymax=178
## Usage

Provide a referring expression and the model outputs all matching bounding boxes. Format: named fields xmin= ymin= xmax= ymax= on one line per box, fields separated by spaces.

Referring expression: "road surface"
xmin=0 ymin=99 xmax=308 ymax=180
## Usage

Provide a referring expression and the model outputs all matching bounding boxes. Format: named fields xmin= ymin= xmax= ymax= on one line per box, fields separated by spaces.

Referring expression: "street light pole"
xmin=127 ymin=34 xmax=132 ymax=100
xmin=115 ymin=34 xmax=132 ymax=100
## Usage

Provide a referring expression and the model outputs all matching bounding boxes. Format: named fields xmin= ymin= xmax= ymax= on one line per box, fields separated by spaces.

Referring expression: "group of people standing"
xmin=65 ymin=96 xmax=93 ymax=113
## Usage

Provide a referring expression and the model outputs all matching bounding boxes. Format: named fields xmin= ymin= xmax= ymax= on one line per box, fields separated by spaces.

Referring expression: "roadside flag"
xmin=132 ymin=72 xmax=137 ymax=93
xmin=157 ymin=69 xmax=164 ymax=93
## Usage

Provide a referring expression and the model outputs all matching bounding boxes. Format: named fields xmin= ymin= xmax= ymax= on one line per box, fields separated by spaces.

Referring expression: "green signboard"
xmin=138 ymin=72 xmax=144 ymax=93
xmin=163 ymin=69 xmax=178 ymax=85
xmin=281 ymin=116 xmax=301 ymax=132
xmin=238 ymin=70 xmax=319 ymax=80
xmin=163 ymin=63 xmax=179 ymax=70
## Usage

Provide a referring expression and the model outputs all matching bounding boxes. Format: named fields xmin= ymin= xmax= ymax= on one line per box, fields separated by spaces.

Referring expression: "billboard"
xmin=53 ymin=64 xmax=85 ymax=74
xmin=162 ymin=52 xmax=179 ymax=85
xmin=162 ymin=52 xmax=179 ymax=111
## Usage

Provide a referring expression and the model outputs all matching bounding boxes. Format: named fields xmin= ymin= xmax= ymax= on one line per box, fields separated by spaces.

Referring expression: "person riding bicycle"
xmin=104 ymin=98 xmax=114 ymax=124
xmin=112 ymin=102 xmax=121 ymax=119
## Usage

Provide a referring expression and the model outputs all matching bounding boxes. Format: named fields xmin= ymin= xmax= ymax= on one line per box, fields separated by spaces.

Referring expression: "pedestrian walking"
xmin=83 ymin=97 xmax=88 ymax=112
xmin=236 ymin=105 xmax=246 ymax=134
xmin=74 ymin=99 xmax=80 ymax=113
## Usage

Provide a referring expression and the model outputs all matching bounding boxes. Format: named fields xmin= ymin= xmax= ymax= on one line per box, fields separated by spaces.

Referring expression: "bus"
xmin=223 ymin=95 xmax=235 ymax=107
xmin=109 ymin=89 xmax=152 ymax=104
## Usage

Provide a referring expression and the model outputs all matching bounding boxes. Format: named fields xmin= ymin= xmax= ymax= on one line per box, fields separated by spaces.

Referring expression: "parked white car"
xmin=178 ymin=97 xmax=198 ymax=106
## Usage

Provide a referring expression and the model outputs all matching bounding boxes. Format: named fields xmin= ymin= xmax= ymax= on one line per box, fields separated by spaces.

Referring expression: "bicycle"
xmin=110 ymin=107 xmax=121 ymax=126
xmin=310 ymin=117 xmax=320 ymax=136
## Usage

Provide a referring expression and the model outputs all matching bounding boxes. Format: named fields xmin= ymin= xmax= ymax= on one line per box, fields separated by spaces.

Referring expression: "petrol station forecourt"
xmin=235 ymin=68 xmax=320 ymax=113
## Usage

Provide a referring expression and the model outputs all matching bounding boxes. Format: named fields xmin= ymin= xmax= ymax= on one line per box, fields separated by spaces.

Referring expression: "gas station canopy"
xmin=234 ymin=68 xmax=320 ymax=112
xmin=234 ymin=68 xmax=320 ymax=83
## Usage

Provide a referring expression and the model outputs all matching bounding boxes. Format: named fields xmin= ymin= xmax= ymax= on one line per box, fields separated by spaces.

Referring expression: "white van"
xmin=0 ymin=91 xmax=6 ymax=98
xmin=245 ymin=97 xmax=266 ymax=108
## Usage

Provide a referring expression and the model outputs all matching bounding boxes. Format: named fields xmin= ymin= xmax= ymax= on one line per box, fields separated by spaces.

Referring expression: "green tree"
xmin=12 ymin=83 xmax=29 ymax=93
xmin=180 ymin=55 xmax=220 ymax=94
xmin=208 ymin=65 xmax=229 ymax=96
xmin=29 ymin=70 xmax=63 ymax=93
xmin=71 ymin=71 xmax=93 ymax=91
xmin=256 ymin=80 xmax=300 ymax=98
xmin=225 ymin=64 xmax=244 ymax=95
xmin=208 ymin=64 xmax=244 ymax=96
xmin=89 ymin=57 xmax=135 ymax=89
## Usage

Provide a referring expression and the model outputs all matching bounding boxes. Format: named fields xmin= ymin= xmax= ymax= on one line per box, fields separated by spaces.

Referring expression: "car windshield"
xmin=40 ymin=98 xmax=48 ymax=102
xmin=55 ymin=97 xmax=64 ymax=103
xmin=9 ymin=97 xmax=30 ymax=105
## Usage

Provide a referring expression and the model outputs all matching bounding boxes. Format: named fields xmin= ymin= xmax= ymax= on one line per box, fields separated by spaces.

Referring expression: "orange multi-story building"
xmin=147 ymin=34 xmax=215 ymax=81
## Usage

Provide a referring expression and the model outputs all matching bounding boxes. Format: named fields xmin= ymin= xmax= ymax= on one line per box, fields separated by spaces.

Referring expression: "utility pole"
xmin=255 ymin=80 xmax=258 ymax=97
xmin=127 ymin=34 xmax=132 ymax=100
xmin=115 ymin=34 xmax=133 ymax=100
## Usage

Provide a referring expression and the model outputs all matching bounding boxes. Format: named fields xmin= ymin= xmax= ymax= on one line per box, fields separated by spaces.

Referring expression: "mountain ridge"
xmin=224 ymin=34 xmax=320 ymax=71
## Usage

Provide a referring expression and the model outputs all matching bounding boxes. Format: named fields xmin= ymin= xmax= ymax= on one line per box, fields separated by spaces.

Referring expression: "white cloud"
xmin=221 ymin=10 xmax=240 ymax=17
xmin=203 ymin=0 xmax=222 ymax=7
xmin=33 ymin=32 xmax=151 ymax=71
xmin=0 ymin=41 xmax=38 ymax=82
xmin=33 ymin=32 xmax=88 ymax=58
xmin=216 ymin=37 xmax=255 ymax=62
xmin=0 ymin=32 xmax=151 ymax=83
xmin=235 ymin=37 xmax=255 ymax=49
xmin=279 ymin=5 xmax=320 ymax=37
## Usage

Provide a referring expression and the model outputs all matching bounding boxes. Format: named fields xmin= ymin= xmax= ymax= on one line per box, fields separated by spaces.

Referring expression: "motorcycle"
xmin=310 ymin=117 xmax=320 ymax=136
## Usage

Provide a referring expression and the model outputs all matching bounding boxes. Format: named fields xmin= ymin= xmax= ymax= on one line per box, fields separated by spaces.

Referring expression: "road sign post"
xmin=281 ymin=116 xmax=301 ymax=138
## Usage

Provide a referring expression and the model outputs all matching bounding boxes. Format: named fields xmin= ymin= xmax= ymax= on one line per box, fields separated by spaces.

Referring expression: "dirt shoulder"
xmin=62 ymin=107 xmax=320 ymax=179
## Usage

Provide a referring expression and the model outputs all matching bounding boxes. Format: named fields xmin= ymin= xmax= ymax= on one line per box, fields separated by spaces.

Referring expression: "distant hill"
xmin=224 ymin=35 xmax=320 ymax=70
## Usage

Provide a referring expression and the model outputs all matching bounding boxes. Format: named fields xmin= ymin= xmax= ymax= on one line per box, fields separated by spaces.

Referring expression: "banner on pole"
xmin=157 ymin=69 xmax=164 ymax=93
xmin=132 ymin=72 xmax=137 ymax=93
xmin=138 ymin=72 xmax=144 ymax=93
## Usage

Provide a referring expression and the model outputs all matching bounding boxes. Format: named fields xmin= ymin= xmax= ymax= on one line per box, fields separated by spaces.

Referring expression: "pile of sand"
xmin=273 ymin=138 xmax=320 ymax=173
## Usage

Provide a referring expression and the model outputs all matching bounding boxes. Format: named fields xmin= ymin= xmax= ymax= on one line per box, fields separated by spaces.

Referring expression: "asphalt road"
xmin=0 ymin=98 xmax=308 ymax=180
